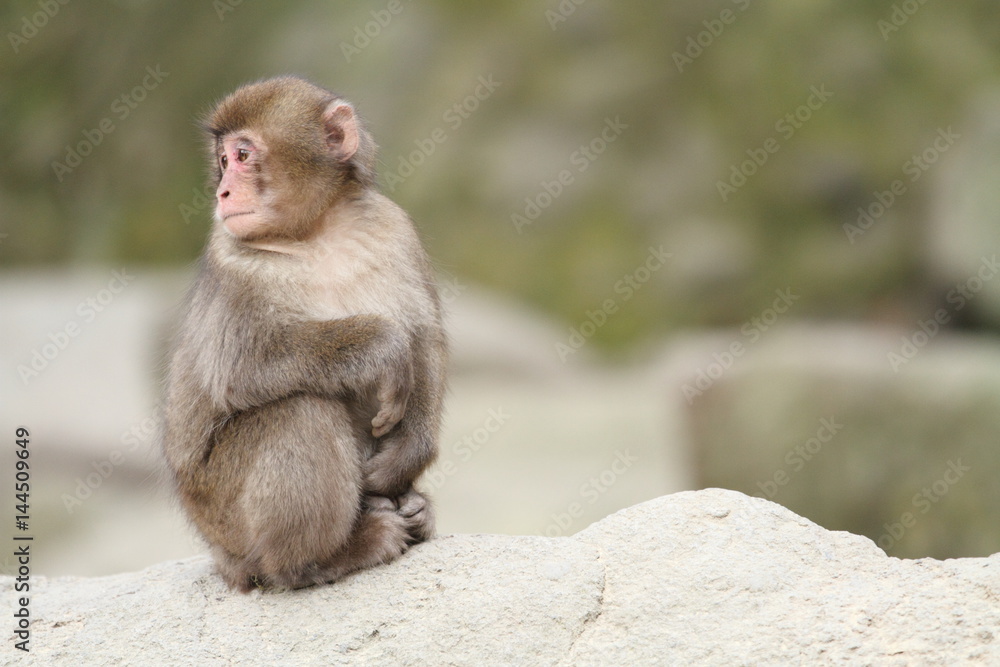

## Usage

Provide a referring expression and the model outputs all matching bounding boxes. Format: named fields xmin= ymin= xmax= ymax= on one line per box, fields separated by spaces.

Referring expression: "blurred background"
xmin=2 ymin=0 xmax=1000 ymax=577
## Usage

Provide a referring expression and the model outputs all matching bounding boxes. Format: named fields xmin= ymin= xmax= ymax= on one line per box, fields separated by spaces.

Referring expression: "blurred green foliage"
xmin=3 ymin=0 xmax=1000 ymax=351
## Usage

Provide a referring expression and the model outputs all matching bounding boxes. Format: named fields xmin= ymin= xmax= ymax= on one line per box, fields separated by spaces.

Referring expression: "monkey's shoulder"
xmin=297 ymin=255 xmax=433 ymax=323
xmin=294 ymin=195 xmax=433 ymax=317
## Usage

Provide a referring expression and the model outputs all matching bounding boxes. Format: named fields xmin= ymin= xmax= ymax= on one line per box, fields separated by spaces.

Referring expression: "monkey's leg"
xmin=306 ymin=492 xmax=427 ymax=586
xmin=198 ymin=395 xmax=364 ymax=591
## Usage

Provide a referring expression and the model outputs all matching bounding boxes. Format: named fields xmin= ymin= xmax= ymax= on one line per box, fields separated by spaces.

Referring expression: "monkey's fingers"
xmin=363 ymin=494 xmax=398 ymax=512
xmin=371 ymin=405 xmax=404 ymax=438
xmin=372 ymin=376 xmax=410 ymax=438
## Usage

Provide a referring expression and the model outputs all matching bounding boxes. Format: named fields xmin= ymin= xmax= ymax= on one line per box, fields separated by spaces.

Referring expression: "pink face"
xmin=210 ymin=102 xmax=361 ymax=242
xmin=215 ymin=135 xmax=265 ymax=237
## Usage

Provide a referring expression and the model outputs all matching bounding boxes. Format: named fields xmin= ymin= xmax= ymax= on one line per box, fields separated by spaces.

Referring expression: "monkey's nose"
xmin=219 ymin=190 xmax=230 ymax=200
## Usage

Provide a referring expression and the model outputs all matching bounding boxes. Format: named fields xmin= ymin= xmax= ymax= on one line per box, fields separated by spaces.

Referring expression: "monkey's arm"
xmin=364 ymin=334 xmax=446 ymax=497
xmin=162 ymin=365 xmax=223 ymax=478
xmin=225 ymin=313 xmax=413 ymax=433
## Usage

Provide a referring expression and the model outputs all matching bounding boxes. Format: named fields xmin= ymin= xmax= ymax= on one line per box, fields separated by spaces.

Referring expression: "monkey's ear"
xmin=322 ymin=102 xmax=360 ymax=162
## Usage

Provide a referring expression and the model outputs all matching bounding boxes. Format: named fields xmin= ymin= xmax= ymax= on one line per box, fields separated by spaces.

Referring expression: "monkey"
xmin=161 ymin=76 xmax=448 ymax=592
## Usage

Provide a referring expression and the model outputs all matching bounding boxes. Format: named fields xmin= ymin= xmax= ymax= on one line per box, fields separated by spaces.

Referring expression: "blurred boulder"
xmin=929 ymin=88 xmax=1000 ymax=328
xmin=672 ymin=324 xmax=1000 ymax=558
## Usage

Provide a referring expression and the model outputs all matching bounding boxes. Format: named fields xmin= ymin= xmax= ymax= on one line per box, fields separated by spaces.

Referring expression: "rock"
xmin=929 ymin=87 xmax=1000 ymax=326
xmin=4 ymin=489 xmax=997 ymax=664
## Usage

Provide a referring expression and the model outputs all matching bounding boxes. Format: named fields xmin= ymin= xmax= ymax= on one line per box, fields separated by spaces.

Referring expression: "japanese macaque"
xmin=161 ymin=76 xmax=447 ymax=592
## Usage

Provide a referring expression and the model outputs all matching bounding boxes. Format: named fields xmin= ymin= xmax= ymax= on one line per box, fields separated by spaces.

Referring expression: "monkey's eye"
xmin=219 ymin=154 xmax=228 ymax=170
xmin=237 ymin=148 xmax=250 ymax=163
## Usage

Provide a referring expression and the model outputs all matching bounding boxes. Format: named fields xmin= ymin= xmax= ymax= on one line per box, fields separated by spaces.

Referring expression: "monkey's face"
xmin=212 ymin=127 xmax=341 ymax=241
xmin=206 ymin=77 xmax=369 ymax=243
xmin=214 ymin=133 xmax=268 ymax=238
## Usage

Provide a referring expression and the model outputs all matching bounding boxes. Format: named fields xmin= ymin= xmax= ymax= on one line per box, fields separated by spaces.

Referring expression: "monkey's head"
xmin=204 ymin=76 xmax=377 ymax=241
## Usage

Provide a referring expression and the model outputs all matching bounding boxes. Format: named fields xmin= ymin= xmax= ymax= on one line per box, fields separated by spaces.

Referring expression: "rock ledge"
xmin=4 ymin=489 xmax=997 ymax=665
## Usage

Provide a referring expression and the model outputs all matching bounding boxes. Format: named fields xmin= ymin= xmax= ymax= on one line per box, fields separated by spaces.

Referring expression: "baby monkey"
xmin=162 ymin=76 xmax=447 ymax=592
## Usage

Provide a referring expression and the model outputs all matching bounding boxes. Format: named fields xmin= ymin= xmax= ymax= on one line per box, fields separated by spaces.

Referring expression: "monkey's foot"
xmin=362 ymin=491 xmax=434 ymax=544
xmin=211 ymin=495 xmax=432 ymax=593
xmin=308 ymin=496 xmax=413 ymax=585
xmin=211 ymin=545 xmax=261 ymax=593
xmin=397 ymin=489 xmax=435 ymax=544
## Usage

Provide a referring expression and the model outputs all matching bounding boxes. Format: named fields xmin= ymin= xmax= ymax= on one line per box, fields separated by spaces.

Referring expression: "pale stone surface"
xmin=4 ymin=489 xmax=997 ymax=665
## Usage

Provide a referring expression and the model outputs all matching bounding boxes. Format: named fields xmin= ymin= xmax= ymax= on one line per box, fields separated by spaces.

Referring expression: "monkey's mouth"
xmin=222 ymin=210 xmax=256 ymax=220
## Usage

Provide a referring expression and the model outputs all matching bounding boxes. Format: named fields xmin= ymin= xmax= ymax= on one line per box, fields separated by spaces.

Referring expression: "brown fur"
xmin=162 ymin=76 xmax=447 ymax=592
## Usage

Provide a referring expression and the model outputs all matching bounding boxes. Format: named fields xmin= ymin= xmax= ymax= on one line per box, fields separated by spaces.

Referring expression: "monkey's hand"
xmin=371 ymin=361 xmax=413 ymax=438
xmin=371 ymin=390 xmax=406 ymax=438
